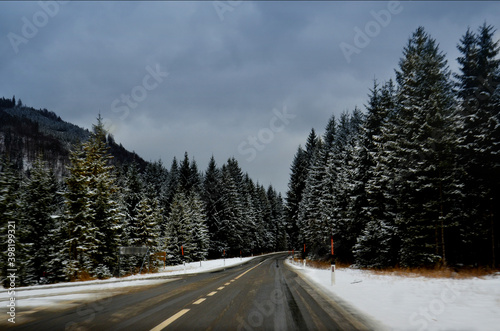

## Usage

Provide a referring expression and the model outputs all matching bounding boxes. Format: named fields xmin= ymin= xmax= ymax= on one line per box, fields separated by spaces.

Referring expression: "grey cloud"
xmin=1 ymin=1 xmax=499 ymax=193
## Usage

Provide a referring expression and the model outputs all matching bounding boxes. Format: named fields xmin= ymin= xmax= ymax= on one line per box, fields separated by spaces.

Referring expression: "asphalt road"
xmin=12 ymin=253 xmax=377 ymax=330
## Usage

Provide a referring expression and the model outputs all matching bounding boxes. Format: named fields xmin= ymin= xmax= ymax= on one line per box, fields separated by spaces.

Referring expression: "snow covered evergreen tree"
xmin=455 ymin=23 xmax=500 ymax=267
xmin=392 ymin=27 xmax=458 ymax=267
xmin=20 ymin=156 xmax=62 ymax=284
xmin=165 ymin=192 xmax=187 ymax=265
xmin=219 ymin=159 xmax=245 ymax=255
xmin=164 ymin=157 xmax=180 ymax=217
xmin=165 ymin=191 xmax=209 ymax=263
xmin=323 ymin=112 xmax=360 ymax=262
xmin=131 ymin=198 xmax=161 ymax=248
xmin=62 ymin=116 xmax=123 ymax=279
xmin=355 ymin=80 xmax=399 ymax=267
xmin=0 ymin=159 xmax=23 ymax=286
xmin=268 ymin=186 xmax=287 ymax=251
xmin=285 ymin=146 xmax=309 ymax=251
xmin=122 ymin=161 xmax=144 ymax=249
xmin=202 ymin=156 xmax=225 ymax=258
xmin=186 ymin=193 xmax=209 ymax=261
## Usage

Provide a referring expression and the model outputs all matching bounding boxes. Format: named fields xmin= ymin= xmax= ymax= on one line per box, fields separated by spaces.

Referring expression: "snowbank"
xmin=287 ymin=259 xmax=500 ymax=330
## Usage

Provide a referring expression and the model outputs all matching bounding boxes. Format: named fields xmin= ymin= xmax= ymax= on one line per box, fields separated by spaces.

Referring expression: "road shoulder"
xmin=285 ymin=258 xmax=389 ymax=331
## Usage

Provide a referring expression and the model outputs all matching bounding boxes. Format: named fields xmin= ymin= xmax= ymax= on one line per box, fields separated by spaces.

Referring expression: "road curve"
xmin=11 ymin=253 xmax=378 ymax=330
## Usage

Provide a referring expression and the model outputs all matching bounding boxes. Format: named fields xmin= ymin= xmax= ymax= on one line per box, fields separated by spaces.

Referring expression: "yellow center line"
xmin=224 ymin=282 xmax=231 ymax=285
xmin=150 ymin=308 xmax=190 ymax=331
xmin=234 ymin=261 xmax=264 ymax=280
xmin=193 ymin=298 xmax=206 ymax=305
xmin=150 ymin=260 xmax=265 ymax=331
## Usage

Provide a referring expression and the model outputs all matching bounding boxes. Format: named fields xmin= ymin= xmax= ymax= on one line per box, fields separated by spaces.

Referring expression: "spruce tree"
xmin=393 ymin=27 xmax=457 ymax=267
xmin=285 ymin=146 xmax=309 ymax=251
xmin=132 ymin=197 xmax=162 ymax=250
xmin=21 ymin=156 xmax=61 ymax=284
xmin=62 ymin=116 xmax=123 ymax=279
xmin=0 ymin=159 xmax=23 ymax=286
xmin=219 ymin=162 xmax=244 ymax=255
xmin=356 ymin=80 xmax=399 ymax=267
xmin=165 ymin=192 xmax=187 ymax=265
xmin=202 ymin=156 xmax=224 ymax=258
xmin=186 ymin=193 xmax=210 ymax=261
xmin=455 ymin=23 xmax=500 ymax=266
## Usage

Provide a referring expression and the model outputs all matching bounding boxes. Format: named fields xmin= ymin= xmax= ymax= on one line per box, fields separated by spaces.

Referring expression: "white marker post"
xmin=303 ymin=243 xmax=306 ymax=269
xmin=331 ymin=263 xmax=336 ymax=286
xmin=181 ymin=245 xmax=186 ymax=274
xmin=331 ymin=236 xmax=335 ymax=286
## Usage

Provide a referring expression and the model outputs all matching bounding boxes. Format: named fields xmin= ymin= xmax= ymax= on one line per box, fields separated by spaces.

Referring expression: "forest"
xmin=1 ymin=23 xmax=499 ymax=286
xmin=0 ymin=112 xmax=286 ymax=286
xmin=286 ymin=24 xmax=500 ymax=268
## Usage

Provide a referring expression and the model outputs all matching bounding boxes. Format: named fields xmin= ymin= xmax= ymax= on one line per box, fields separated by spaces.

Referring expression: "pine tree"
xmin=62 ymin=116 xmax=123 ymax=279
xmin=123 ymin=162 xmax=144 ymax=220
xmin=142 ymin=159 xmax=168 ymax=238
xmin=323 ymin=112 xmax=358 ymax=262
xmin=297 ymin=143 xmax=325 ymax=257
xmin=393 ymin=27 xmax=457 ymax=267
xmin=122 ymin=161 xmax=144 ymax=249
xmin=165 ymin=191 xmax=208 ymax=263
xmin=132 ymin=197 xmax=162 ymax=250
xmin=455 ymin=23 xmax=500 ymax=266
xmin=179 ymin=152 xmax=192 ymax=194
xmin=219 ymin=161 xmax=244 ymax=255
xmin=242 ymin=176 xmax=260 ymax=254
xmin=186 ymin=193 xmax=209 ymax=261
xmin=164 ymin=157 xmax=179 ymax=217
xmin=165 ymin=192 xmax=187 ymax=265
xmin=202 ymin=156 xmax=225 ymax=258
xmin=356 ymin=80 xmax=399 ymax=267
xmin=285 ymin=146 xmax=309 ymax=251
xmin=256 ymin=183 xmax=272 ymax=253
xmin=20 ymin=156 xmax=61 ymax=284
xmin=0 ymin=159 xmax=23 ymax=286
xmin=61 ymin=144 xmax=90 ymax=279
xmin=268 ymin=186 xmax=287 ymax=251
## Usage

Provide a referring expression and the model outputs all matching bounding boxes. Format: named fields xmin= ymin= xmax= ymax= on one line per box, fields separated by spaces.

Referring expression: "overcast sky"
xmin=1 ymin=1 xmax=499 ymax=194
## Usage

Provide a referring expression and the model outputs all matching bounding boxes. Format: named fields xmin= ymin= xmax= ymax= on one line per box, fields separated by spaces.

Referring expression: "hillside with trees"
xmin=0 ymin=97 xmax=148 ymax=177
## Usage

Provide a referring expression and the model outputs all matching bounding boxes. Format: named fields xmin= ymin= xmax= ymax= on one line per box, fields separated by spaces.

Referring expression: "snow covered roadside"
xmin=286 ymin=259 xmax=500 ymax=330
xmin=1 ymin=257 xmax=254 ymax=310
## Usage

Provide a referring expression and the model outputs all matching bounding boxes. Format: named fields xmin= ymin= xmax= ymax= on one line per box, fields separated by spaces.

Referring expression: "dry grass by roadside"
xmin=369 ymin=266 xmax=499 ymax=279
xmin=292 ymin=258 xmax=349 ymax=270
xmin=291 ymin=257 xmax=499 ymax=279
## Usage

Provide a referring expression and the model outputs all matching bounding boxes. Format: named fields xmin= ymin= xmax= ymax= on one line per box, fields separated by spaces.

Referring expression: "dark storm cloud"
xmin=1 ymin=1 xmax=499 ymax=193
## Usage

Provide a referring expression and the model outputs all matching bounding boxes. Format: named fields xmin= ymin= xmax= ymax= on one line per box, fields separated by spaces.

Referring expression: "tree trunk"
xmin=439 ymin=177 xmax=446 ymax=266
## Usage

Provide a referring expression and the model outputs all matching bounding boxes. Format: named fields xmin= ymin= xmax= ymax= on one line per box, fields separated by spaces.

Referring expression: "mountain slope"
xmin=0 ymin=96 xmax=148 ymax=176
